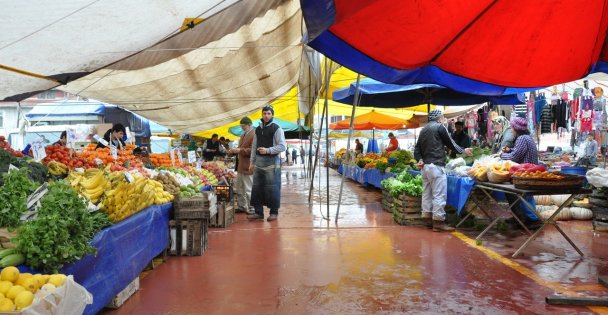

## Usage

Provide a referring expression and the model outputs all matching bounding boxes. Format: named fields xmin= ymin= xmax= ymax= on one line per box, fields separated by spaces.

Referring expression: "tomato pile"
xmin=0 ymin=136 xmax=25 ymax=157
xmin=43 ymin=144 xmax=95 ymax=169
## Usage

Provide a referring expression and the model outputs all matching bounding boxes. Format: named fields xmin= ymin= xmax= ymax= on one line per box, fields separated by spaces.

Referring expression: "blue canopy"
xmin=26 ymin=101 xmax=105 ymax=118
xmin=333 ymin=79 xmax=525 ymax=108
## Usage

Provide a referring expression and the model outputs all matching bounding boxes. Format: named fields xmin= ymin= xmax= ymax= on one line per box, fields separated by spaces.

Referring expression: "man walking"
xmin=300 ymin=146 xmax=305 ymax=164
xmin=415 ymin=109 xmax=472 ymax=231
xmin=229 ymin=117 xmax=255 ymax=214
xmin=292 ymin=147 xmax=298 ymax=165
xmin=248 ymin=105 xmax=286 ymax=222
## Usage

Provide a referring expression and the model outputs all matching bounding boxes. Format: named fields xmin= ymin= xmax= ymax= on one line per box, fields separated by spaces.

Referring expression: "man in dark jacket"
xmin=450 ymin=121 xmax=471 ymax=158
xmin=202 ymin=134 xmax=225 ymax=161
xmin=415 ymin=109 xmax=472 ymax=231
xmin=247 ymin=105 xmax=286 ymax=222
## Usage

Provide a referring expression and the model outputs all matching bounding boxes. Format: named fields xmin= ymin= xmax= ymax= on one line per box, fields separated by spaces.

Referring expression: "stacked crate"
xmin=211 ymin=184 xmax=235 ymax=228
xmin=591 ymin=187 xmax=608 ymax=232
xmin=170 ymin=191 xmax=217 ymax=256
xmin=392 ymin=194 xmax=425 ymax=226
xmin=382 ymin=190 xmax=394 ymax=213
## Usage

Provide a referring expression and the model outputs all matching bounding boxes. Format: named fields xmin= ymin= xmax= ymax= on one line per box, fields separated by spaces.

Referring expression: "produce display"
xmin=0 ymin=136 xmax=24 ymax=158
xmin=15 ymin=181 xmax=111 ymax=272
xmin=509 ymin=163 xmax=546 ymax=174
xmin=0 ymin=266 xmax=68 ymax=311
xmin=0 ymin=169 xmax=37 ymax=228
xmin=381 ymin=171 xmax=423 ymax=197
xmin=154 ymin=173 xmax=180 ymax=195
xmin=0 ymin=150 xmax=49 ymax=184
xmin=512 ymin=171 xmax=565 ymax=179
xmin=459 ymin=147 xmax=491 ymax=165
xmin=349 ymin=150 xmax=416 ymax=173
xmin=150 ymin=152 xmax=182 ymax=167
xmin=100 ymin=174 xmax=174 ymax=222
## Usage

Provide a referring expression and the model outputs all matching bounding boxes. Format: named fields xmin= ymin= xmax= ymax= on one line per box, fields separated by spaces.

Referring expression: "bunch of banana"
xmin=47 ymin=161 xmax=68 ymax=176
xmin=98 ymin=174 xmax=176 ymax=222
xmin=78 ymin=169 xmax=110 ymax=204
xmin=490 ymin=163 xmax=509 ymax=176
xmin=467 ymin=164 xmax=489 ymax=181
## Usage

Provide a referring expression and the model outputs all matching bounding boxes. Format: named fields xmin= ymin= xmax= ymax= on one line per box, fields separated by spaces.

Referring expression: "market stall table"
xmin=458 ymin=181 xmax=591 ymax=258
xmin=18 ymin=203 xmax=172 ymax=315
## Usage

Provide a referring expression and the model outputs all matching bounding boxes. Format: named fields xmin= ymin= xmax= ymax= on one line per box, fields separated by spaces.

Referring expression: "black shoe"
xmin=247 ymin=214 xmax=264 ymax=220
xmin=235 ymin=208 xmax=247 ymax=213
xmin=525 ymin=220 xmax=543 ymax=230
xmin=504 ymin=217 xmax=518 ymax=225
xmin=267 ymin=214 xmax=278 ymax=222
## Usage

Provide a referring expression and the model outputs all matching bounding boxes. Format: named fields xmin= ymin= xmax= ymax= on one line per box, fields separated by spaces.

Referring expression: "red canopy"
xmin=303 ymin=0 xmax=608 ymax=87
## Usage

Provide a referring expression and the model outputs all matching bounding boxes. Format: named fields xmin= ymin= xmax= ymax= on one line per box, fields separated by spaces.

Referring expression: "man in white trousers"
xmin=414 ymin=109 xmax=472 ymax=231
xmin=229 ymin=117 xmax=255 ymax=214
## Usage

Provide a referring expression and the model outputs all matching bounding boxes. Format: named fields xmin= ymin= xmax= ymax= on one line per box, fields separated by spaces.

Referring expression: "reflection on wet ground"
xmin=104 ymin=166 xmax=608 ymax=315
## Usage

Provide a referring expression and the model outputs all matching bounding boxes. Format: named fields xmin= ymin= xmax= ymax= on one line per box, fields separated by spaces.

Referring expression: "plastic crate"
xmin=214 ymin=184 xmax=233 ymax=202
xmin=169 ymin=219 xmax=208 ymax=256
xmin=174 ymin=192 xmax=217 ymax=220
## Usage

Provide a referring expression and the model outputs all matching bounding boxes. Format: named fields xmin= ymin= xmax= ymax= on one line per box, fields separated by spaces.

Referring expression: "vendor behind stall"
xmin=96 ymin=124 xmax=126 ymax=149
xmin=499 ymin=117 xmax=542 ymax=230
xmin=53 ymin=131 xmax=67 ymax=146
xmin=202 ymin=134 xmax=225 ymax=161
xmin=491 ymin=116 xmax=515 ymax=154
xmin=450 ymin=121 xmax=471 ymax=158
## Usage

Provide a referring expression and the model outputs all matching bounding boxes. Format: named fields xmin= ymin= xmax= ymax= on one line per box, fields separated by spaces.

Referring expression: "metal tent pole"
xmin=336 ymin=74 xmax=361 ymax=223
xmin=308 ymin=59 xmax=332 ymax=208
xmin=325 ymin=87 xmax=330 ymax=219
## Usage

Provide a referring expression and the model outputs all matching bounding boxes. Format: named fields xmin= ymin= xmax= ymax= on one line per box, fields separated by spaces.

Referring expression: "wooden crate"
xmin=174 ymin=192 xmax=217 ymax=220
xmin=169 ymin=219 xmax=208 ymax=256
xmin=210 ymin=201 xmax=235 ymax=228
xmin=392 ymin=195 xmax=425 ymax=226
xmin=381 ymin=190 xmax=394 ymax=213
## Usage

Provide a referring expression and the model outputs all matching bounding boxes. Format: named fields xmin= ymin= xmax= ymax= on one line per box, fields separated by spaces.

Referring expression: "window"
xmin=37 ymin=90 xmax=56 ymax=99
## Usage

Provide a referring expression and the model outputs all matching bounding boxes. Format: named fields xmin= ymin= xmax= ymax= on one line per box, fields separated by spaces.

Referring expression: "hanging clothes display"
xmin=465 ymin=111 xmax=478 ymax=140
xmin=580 ymin=95 xmax=594 ymax=133
xmin=554 ymin=99 xmax=569 ymax=129
xmin=534 ymin=93 xmax=546 ymax=124
xmin=540 ymin=104 xmax=553 ymax=134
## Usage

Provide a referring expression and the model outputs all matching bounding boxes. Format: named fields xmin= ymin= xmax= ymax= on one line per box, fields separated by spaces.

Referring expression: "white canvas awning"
xmin=60 ymin=0 xmax=305 ymax=134
xmin=1 ymin=0 xmax=240 ymax=101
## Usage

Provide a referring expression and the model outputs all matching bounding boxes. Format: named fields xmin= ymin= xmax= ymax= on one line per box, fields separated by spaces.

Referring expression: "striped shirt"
xmin=500 ymin=134 xmax=538 ymax=165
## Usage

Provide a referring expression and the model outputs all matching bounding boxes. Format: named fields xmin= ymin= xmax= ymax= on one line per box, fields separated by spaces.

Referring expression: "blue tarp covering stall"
xmin=333 ymin=79 xmax=526 ymax=108
xmin=338 ymin=165 xmax=474 ymax=213
xmin=18 ymin=203 xmax=172 ymax=315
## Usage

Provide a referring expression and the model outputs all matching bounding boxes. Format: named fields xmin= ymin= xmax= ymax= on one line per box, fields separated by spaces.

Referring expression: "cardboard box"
xmin=105 ymin=277 xmax=140 ymax=309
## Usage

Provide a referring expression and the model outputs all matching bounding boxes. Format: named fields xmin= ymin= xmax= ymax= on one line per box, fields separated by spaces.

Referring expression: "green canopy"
xmin=229 ymin=118 xmax=310 ymax=139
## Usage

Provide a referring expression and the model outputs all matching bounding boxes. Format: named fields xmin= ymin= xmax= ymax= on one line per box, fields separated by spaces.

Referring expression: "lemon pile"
xmin=0 ymin=266 xmax=67 ymax=311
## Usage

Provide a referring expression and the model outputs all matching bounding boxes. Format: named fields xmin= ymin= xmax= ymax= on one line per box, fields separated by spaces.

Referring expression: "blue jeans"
xmin=505 ymin=194 xmax=538 ymax=222
xmin=251 ymin=156 xmax=281 ymax=216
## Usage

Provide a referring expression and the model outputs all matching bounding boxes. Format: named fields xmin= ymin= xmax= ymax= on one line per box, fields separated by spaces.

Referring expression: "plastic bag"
xmin=446 ymin=158 xmax=466 ymax=170
xmin=24 ymin=276 xmax=93 ymax=315
xmin=587 ymin=167 xmax=608 ymax=188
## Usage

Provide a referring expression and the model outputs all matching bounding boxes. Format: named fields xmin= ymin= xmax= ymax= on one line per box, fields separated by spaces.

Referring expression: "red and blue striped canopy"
xmin=302 ymin=0 xmax=608 ymax=89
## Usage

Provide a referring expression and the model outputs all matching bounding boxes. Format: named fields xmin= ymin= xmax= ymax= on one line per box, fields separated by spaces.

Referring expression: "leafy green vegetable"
xmin=0 ymin=169 xmax=37 ymax=228
xmin=16 ymin=180 xmax=103 ymax=273
xmin=381 ymin=171 xmax=423 ymax=197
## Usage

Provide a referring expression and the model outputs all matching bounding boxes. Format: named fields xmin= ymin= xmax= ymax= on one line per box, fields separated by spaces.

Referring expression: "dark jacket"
xmin=96 ymin=129 xmax=126 ymax=149
xmin=449 ymin=131 xmax=471 ymax=158
xmin=415 ymin=121 xmax=464 ymax=166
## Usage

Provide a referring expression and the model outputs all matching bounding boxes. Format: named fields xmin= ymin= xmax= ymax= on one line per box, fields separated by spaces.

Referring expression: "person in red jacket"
xmin=385 ymin=132 xmax=399 ymax=152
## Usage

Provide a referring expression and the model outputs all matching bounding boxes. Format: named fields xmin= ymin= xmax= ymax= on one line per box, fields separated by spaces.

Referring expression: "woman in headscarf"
xmin=491 ymin=116 xmax=515 ymax=154
xmin=499 ymin=117 xmax=541 ymax=230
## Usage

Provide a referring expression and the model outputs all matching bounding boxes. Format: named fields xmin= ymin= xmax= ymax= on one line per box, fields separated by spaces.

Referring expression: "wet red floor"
xmin=103 ymin=166 xmax=608 ymax=315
